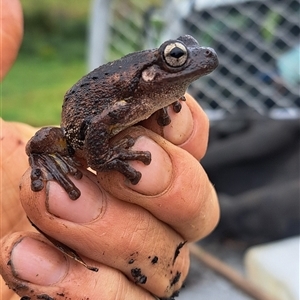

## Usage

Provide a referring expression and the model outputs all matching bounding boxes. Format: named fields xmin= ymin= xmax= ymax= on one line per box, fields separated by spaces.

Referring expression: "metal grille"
xmin=182 ymin=0 xmax=300 ymax=119
xmin=101 ymin=0 xmax=299 ymax=119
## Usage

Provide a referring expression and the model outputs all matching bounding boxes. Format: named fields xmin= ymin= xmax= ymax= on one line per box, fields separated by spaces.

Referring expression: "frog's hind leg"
xmin=28 ymin=153 xmax=82 ymax=200
xmin=26 ymin=127 xmax=82 ymax=200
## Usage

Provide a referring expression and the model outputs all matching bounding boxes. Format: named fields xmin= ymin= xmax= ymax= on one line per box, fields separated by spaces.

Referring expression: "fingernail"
xmin=141 ymin=101 xmax=193 ymax=146
xmin=163 ymin=102 xmax=193 ymax=145
xmin=46 ymin=174 xmax=105 ymax=223
xmin=127 ymin=136 xmax=172 ymax=195
xmin=10 ymin=237 xmax=67 ymax=285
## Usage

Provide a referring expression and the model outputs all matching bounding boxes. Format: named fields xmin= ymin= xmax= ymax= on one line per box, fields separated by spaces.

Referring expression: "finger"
xmin=0 ymin=0 xmax=23 ymax=80
xmin=20 ymin=169 xmax=190 ymax=299
xmin=98 ymin=126 xmax=220 ymax=242
xmin=0 ymin=232 xmax=156 ymax=300
xmin=141 ymin=93 xmax=209 ymax=160
xmin=1 ymin=120 xmax=40 ymax=299
xmin=0 ymin=119 xmax=37 ymax=238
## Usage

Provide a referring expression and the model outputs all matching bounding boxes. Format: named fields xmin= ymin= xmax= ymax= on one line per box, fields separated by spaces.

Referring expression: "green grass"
xmin=1 ymin=56 xmax=86 ymax=126
xmin=1 ymin=0 xmax=160 ymax=126
xmin=1 ymin=0 xmax=89 ymax=126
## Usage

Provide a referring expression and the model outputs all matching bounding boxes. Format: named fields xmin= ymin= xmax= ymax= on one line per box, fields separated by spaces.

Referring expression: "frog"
xmin=26 ymin=35 xmax=218 ymax=200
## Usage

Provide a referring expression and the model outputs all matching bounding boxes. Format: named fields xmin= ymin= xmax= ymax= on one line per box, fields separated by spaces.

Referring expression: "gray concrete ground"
xmin=177 ymin=241 xmax=253 ymax=300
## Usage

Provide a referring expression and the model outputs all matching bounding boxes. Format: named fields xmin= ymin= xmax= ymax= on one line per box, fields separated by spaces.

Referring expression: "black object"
xmin=202 ymin=111 xmax=300 ymax=244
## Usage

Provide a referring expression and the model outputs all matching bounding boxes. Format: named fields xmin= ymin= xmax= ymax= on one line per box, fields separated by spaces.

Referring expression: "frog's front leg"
xmin=84 ymin=117 xmax=151 ymax=185
xmin=157 ymin=95 xmax=186 ymax=126
xmin=26 ymin=127 xmax=82 ymax=200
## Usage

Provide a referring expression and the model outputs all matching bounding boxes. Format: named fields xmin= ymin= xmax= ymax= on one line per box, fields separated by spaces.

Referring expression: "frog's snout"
xmin=203 ymin=47 xmax=216 ymax=58
xmin=201 ymin=46 xmax=219 ymax=69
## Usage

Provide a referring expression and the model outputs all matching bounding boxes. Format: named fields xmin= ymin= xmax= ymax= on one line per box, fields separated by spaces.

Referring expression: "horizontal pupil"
xmin=170 ymin=47 xmax=185 ymax=58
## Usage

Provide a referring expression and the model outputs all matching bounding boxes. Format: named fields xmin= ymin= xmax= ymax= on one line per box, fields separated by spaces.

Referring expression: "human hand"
xmin=0 ymin=119 xmax=38 ymax=300
xmin=0 ymin=94 xmax=219 ymax=299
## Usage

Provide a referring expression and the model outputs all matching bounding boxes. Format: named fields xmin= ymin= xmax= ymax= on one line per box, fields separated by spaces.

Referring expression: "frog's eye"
xmin=163 ymin=42 xmax=188 ymax=67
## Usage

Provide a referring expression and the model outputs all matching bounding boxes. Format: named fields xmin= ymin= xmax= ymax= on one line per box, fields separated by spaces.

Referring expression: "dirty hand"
xmin=0 ymin=95 xmax=219 ymax=299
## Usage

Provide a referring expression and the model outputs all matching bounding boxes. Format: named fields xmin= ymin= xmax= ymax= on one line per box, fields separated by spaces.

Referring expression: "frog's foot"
xmin=89 ymin=136 xmax=151 ymax=185
xmin=157 ymin=95 xmax=186 ymax=126
xmin=107 ymin=136 xmax=151 ymax=184
xmin=28 ymin=153 xmax=82 ymax=200
xmin=26 ymin=127 xmax=82 ymax=200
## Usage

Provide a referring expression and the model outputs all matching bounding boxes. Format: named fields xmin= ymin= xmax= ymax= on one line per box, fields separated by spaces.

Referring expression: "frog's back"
xmin=63 ymin=50 xmax=154 ymax=116
xmin=60 ymin=35 xmax=219 ymax=151
xmin=61 ymin=50 xmax=157 ymax=148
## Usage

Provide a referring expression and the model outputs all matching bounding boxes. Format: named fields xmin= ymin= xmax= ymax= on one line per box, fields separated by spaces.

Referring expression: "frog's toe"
xmin=29 ymin=168 xmax=44 ymax=191
xmin=172 ymin=100 xmax=182 ymax=113
xmin=101 ymin=158 xmax=142 ymax=184
xmin=111 ymin=137 xmax=152 ymax=165
xmin=116 ymin=149 xmax=151 ymax=165
xmin=118 ymin=162 xmax=142 ymax=185
xmin=31 ymin=177 xmax=45 ymax=192
xmin=57 ymin=154 xmax=83 ymax=180
xmin=172 ymin=95 xmax=186 ymax=113
xmin=68 ymin=188 xmax=81 ymax=200
xmin=136 ymin=150 xmax=151 ymax=165
xmin=157 ymin=107 xmax=171 ymax=126
xmin=44 ymin=155 xmax=82 ymax=200
xmin=28 ymin=153 xmax=82 ymax=200
xmin=130 ymin=171 xmax=142 ymax=185
xmin=115 ymin=136 xmax=135 ymax=149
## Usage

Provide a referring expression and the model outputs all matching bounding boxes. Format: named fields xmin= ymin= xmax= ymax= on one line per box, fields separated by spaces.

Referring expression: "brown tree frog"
xmin=26 ymin=35 xmax=218 ymax=200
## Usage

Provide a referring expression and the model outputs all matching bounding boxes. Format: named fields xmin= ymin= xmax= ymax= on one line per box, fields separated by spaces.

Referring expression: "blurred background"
xmin=2 ymin=0 xmax=299 ymax=299
xmin=2 ymin=0 xmax=299 ymax=125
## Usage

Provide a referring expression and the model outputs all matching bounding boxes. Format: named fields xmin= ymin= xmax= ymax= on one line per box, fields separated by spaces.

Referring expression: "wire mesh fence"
xmin=101 ymin=0 xmax=299 ymax=119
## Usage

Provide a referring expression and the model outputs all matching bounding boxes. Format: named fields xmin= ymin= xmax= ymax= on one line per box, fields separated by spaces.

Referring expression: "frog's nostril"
xmin=204 ymin=49 xmax=212 ymax=57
